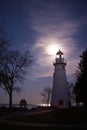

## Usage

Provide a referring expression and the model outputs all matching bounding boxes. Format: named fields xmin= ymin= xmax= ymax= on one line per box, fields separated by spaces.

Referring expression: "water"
xmin=0 ymin=103 xmax=38 ymax=110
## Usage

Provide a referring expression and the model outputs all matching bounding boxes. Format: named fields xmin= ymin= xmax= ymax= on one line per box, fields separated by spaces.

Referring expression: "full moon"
xmin=46 ymin=44 xmax=59 ymax=56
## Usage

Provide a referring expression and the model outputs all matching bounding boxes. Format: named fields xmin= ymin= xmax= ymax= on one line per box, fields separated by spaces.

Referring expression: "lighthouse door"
xmin=58 ymin=100 xmax=63 ymax=106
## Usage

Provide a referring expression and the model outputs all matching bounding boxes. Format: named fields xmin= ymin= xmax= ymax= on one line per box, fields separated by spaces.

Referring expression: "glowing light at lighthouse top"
xmin=54 ymin=50 xmax=66 ymax=65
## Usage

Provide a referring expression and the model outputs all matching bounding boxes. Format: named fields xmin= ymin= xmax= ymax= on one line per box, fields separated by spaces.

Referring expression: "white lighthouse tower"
xmin=51 ymin=50 xmax=69 ymax=108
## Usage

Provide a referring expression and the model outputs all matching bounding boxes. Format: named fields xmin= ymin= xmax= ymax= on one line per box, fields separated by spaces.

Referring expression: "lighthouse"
xmin=51 ymin=50 xmax=69 ymax=108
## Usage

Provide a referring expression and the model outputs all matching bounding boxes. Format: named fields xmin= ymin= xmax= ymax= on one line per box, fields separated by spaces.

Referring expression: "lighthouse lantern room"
xmin=51 ymin=50 xmax=69 ymax=108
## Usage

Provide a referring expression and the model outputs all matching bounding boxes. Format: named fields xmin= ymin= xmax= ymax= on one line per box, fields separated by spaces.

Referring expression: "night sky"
xmin=0 ymin=0 xmax=87 ymax=105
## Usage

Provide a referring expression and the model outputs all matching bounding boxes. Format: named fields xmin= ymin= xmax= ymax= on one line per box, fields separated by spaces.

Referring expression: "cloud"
xmin=26 ymin=0 xmax=84 ymax=79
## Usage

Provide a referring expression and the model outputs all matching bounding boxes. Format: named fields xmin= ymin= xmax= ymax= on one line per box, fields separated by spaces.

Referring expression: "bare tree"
xmin=67 ymin=82 xmax=75 ymax=106
xmin=0 ymin=50 xmax=31 ymax=108
xmin=40 ymin=86 xmax=52 ymax=106
xmin=0 ymin=27 xmax=32 ymax=108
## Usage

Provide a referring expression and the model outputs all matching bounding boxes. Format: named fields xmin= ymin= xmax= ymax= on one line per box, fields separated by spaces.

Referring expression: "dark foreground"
xmin=0 ymin=106 xmax=87 ymax=130
xmin=0 ymin=123 xmax=87 ymax=130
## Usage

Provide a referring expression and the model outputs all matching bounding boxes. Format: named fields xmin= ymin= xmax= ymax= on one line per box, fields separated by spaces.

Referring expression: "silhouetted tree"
xmin=0 ymin=28 xmax=32 ymax=108
xmin=40 ymin=86 xmax=52 ymax=106
xmin=20 ymin=99 xmax=27 ymax=108
xmin=0 ymin=50 xmax=31 ymax=108
xmin=74 ymin=48 xmax=87 ymax=106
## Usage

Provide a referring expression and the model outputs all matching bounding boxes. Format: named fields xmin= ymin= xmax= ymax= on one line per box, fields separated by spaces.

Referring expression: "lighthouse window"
xmin=61 ymin=55 xmax=64 ymax=58
xmin=58 ymin=100 xmax=63 ymax=106
xmin=56 ymin=54 xmax=60 ymax=58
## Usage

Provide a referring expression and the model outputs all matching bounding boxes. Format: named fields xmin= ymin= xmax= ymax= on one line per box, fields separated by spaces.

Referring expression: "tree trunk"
xmin=9 ymin=79 xmax=13 ymax=109
xmin=9 ymin=91 xmax=12 ymax=109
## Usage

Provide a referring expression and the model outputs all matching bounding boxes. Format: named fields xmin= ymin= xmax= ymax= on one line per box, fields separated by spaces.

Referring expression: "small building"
xmin=51 ymin=50 xmax=69 ymax=108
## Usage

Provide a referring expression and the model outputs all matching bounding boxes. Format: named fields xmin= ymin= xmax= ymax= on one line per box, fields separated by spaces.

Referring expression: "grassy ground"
xmin=0 ymin=107 xmax=87 ymax=130
xmin=0 ymin=123 xmax=87 ymax=130
xmin=7 ymin=107 xmax=87 ymax=124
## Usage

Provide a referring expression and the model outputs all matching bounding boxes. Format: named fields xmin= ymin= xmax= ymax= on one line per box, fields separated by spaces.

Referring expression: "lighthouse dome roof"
xmin=56 ymin=50 xmax=63 ymax=55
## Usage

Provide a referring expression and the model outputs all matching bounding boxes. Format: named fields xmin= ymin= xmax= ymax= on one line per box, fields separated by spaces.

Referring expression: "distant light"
xmin=38 ymin=103 xmax=51 ymax=107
